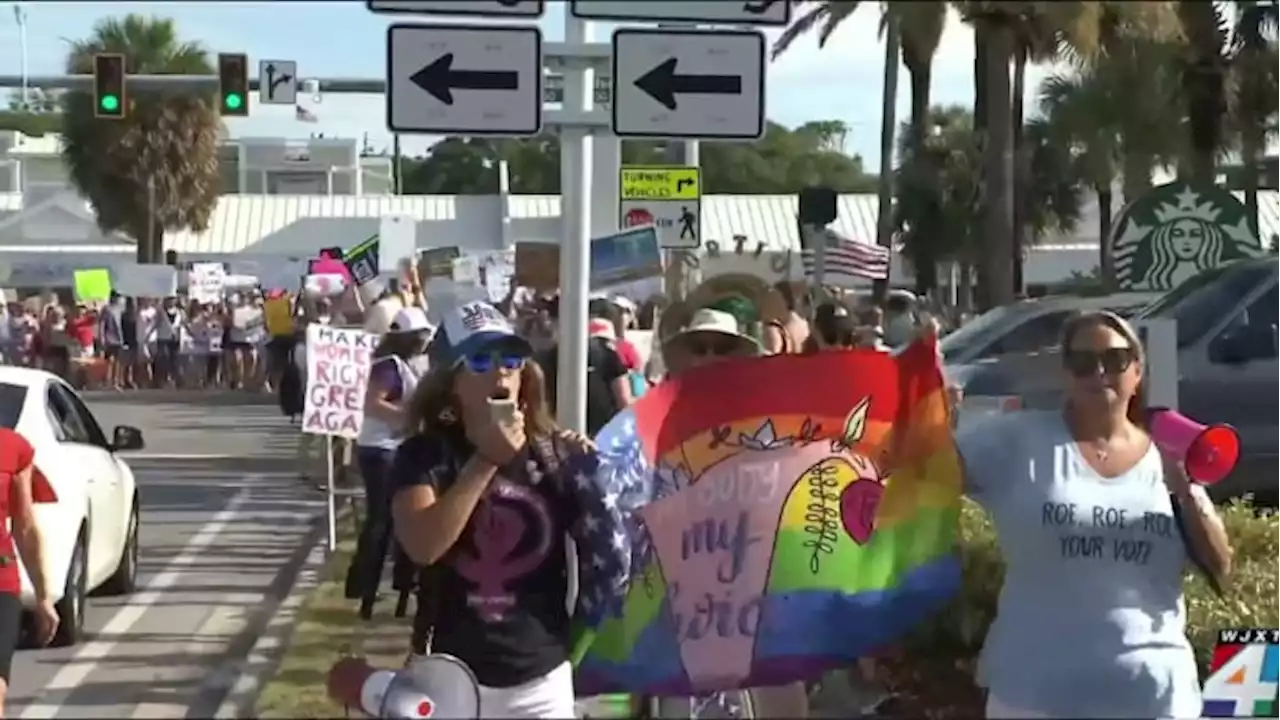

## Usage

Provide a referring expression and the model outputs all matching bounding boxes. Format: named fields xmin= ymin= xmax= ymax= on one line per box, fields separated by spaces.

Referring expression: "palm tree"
xmin=772 ymin=1 xmax=946 ymax=296
xmin=1176 ymin=0 xmax=1231 ymax=185
xmin=1227 ymin=1 xmax=1279 ymax=236
xmin=774 ymin=3 xmax=948 ymax=160
xmin=60 ymin=15 xmax=221 ymax=264
xmin=1041 ymin=35 xmax=1186 ymax=281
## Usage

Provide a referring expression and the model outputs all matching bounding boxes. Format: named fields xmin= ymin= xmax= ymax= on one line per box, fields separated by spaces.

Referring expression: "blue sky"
xmin=2 ymin=1 xmax=1052 ymax=167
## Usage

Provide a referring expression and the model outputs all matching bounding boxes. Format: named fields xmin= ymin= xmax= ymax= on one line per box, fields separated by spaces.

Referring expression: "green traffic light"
xmin=224 ymin=93 xmax=243 ymax=111
xmin=99 ymin=94 xmax=120 ymax=112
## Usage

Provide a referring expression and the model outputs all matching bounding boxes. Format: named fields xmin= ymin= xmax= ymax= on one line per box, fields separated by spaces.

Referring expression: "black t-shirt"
xmin=536 ymin=337 xmax=628 ymax=436
xmin=391 ymin=432 xmax=573 ymax=688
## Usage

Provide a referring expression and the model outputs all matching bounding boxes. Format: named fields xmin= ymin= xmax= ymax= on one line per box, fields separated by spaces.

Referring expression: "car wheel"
xmin=99 ymin=498 xmax=139 ymax=596
xmin=51 ymin=529 xmax=88 ymax=648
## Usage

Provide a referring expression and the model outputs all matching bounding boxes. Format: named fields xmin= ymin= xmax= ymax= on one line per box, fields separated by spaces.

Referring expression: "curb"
xmin=211 ymin=508 xmax=348 ymax=719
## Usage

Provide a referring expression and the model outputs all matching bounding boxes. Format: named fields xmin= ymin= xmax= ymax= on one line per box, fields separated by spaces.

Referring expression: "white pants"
xmin=407 ymin=654 xmax=575 ymax=720
xmin=476 ymin=661 xmax=576 ymax=719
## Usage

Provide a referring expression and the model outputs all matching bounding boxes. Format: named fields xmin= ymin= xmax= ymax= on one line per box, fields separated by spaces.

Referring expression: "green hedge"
xmin=889 ymin=499 xmax=1279 ymax=715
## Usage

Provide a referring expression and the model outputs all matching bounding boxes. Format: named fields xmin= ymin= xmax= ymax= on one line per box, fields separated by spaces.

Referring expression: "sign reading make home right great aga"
xmin=1109 ymin=181 xmax=1267 ymax=291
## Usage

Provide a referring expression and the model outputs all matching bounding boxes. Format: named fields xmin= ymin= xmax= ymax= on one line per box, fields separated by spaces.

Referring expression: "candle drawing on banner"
xmin=573 ymin=339 xmax=964 ymax=697
xmin=303 ymin=325 xmax=375 ymax=438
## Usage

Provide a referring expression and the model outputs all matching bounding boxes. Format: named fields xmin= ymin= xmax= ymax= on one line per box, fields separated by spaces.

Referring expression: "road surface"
xmin=8 ymin=392 xmax=325 ymax=720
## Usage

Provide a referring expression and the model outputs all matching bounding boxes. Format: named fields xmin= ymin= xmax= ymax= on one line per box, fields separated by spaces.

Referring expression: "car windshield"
xmin=0 ymin=383 xmax=25 ymax=430
xmin=1135 ymin=262 xmax=1276 ymax=347
xmin=938 ymin=304 xmax=1024 ymax=362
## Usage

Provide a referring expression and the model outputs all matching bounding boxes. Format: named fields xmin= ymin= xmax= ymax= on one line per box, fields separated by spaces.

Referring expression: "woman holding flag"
xmin=953 ymin=311 xmax=1232 ymax=719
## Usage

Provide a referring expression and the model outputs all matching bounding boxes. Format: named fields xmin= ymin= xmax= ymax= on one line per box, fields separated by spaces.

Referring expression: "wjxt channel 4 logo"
xmin=1203 ymin=628 xmax=1279 ymax=718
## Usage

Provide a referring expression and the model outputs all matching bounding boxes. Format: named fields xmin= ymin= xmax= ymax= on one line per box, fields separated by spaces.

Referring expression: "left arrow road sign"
xmin=410 ymin=54 xmax=519 ymax=105
xmin=386 ymin=24 xmax=543 ymax=136
xmin=634 ymin=58 xmax=742 ymax=111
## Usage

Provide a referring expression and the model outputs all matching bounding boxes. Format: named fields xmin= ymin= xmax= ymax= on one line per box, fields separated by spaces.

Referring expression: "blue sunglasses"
xmin=459 ymin=351 xmax=527 ymax=374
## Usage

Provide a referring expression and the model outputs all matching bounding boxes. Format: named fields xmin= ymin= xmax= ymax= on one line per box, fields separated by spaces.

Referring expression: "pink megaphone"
xmin=1148 ymin=408 xmax=1241 ymax=486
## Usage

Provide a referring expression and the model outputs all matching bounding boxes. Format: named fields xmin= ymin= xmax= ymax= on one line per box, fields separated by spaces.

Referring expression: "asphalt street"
xmin=8 ymin=392 xmax=325 ymax=720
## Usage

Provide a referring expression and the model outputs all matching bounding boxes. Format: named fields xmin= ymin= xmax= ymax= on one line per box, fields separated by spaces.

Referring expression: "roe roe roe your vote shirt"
xmin=955 ymin=409 xmax=1201 ymax=719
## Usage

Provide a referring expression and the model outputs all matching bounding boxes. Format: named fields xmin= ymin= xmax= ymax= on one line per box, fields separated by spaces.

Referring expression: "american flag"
xmin=295 ymin=104 xmax=318 ymax=123
xmin=801 ymin=235 xmax=891 ymax=281
xmin=561 ymin=430 xmax=636 ymax=627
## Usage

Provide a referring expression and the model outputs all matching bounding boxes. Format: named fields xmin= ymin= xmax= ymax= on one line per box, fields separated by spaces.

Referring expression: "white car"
xmin=0 ymin=367 xmax=142 ymax=647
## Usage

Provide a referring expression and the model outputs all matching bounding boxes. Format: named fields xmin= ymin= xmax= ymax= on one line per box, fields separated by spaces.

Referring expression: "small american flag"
xmin=295 ymin=104 xmax=318 ymax=123
xmin=801 ymin=233 xmax=890 ymax=281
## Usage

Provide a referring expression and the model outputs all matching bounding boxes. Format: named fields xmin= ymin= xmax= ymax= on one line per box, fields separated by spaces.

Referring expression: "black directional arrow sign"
xmin=258 ymin=59 xmax=297 ymax=105
xmin=633 ymin=58 xmax=742 ymax=111
xmin=264 ymin=63 xmax=294 ymax=101
xmin=742 ymin=0 xmax=781 ymax=14
xmin=410 ymin=53 xmax=520 ymax=105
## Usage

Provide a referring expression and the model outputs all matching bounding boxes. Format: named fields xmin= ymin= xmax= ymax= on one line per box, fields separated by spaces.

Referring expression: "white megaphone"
xmin=328 ymin=655 xmax=481 ymax=719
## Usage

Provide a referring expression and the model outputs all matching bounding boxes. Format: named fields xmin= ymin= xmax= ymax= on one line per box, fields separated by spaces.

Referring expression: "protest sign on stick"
xmin=302 ymin=324 xmax=377 ymax=551
xmin=303 ymin=324 xmax=375 ymax=438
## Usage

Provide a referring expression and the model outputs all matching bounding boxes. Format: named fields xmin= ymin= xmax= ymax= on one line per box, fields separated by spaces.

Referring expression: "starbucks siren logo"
xmin=1110 ymin=182 xmax=1264 ymax=291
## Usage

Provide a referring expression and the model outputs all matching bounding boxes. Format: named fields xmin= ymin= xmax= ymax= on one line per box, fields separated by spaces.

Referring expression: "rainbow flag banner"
xmin=574 ymin=339 xmax=964 ymax=697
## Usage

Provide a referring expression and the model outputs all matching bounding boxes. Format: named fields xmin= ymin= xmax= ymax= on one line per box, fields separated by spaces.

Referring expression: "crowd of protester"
xmin=0 ymin=290 xmax=276 ymax=391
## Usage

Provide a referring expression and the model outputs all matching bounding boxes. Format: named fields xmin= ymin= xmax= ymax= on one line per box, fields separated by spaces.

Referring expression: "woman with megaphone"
xmin=950 ymin=310 xmax=1233 ymax=719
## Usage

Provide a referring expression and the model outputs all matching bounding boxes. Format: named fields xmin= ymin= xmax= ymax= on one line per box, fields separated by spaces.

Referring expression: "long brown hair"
xmin=404 ymin=356 xmax=559 ymax=438
xmin=1060 ymin=310 xmax=1148 ymax=426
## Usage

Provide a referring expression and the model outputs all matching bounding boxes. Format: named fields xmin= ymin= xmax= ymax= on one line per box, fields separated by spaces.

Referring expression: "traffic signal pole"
xmin=0 ymin=74 xmax=387 ymax=93
xmin=0 ymin=73 xmax=611 ymax=128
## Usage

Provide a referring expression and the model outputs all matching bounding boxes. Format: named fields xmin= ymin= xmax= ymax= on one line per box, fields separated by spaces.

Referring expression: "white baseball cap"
xmin=389 ymin=306 xmax=433 ymax=334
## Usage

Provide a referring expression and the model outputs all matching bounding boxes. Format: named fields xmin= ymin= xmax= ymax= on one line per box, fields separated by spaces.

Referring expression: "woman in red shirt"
xmin=66 ymin=306 xmax=96 ymax=356
xmin=0 ymin=429 xmax=58 ymax=714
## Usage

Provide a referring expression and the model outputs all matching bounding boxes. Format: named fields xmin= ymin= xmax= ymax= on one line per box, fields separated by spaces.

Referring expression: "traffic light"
xmin=93 ymin=54 xmax=126 ymax=119
xmin=217 ymin=52 xmax=249 ymax=117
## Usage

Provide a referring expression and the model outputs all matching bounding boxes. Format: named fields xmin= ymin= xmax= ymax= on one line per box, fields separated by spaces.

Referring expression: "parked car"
xmin=937 ymin=292 xmax=1163 ymax=366
xmin=0 ymin=367 xmax=144 ymax=646
xmin=952 ymin=258 xmax=1279 ymax=503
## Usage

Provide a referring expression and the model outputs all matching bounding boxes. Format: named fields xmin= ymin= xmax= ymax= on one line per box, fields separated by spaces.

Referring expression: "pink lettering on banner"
xmin=639 ymin=445 xmax=817 ymax=692
xmin=302 ymin=325 xmax=374 ymax=439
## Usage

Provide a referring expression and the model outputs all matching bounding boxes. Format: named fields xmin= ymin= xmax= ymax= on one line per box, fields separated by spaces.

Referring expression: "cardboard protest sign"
xmin=302 ymin=325 xmax=376 ymax=438
xmin=419 ymin=247 xmax=461 ymax=280
xmin=514 ymin=242 xmax=560 ymax=290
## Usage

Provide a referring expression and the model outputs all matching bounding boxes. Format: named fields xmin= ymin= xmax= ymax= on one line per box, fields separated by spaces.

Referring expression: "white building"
xmin=0 ymin=131 xmax=1275 ymax=291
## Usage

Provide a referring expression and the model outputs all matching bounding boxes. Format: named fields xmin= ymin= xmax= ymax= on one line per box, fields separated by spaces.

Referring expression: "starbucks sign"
xmin=1110 ymin=182 xmax=1265 ymax=291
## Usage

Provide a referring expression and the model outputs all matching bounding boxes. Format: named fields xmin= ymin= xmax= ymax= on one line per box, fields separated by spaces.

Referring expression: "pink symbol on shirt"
xmin=452 ymin=478 xmax=552 ymax=621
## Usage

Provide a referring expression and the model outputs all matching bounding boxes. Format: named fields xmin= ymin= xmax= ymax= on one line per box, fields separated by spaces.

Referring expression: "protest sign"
xmin=378 ymin=215 xmax=416 ymax=274
xmin=113 ymin=264 xmax=177 ymax=297
xmin=343 ymin=234 xmax=379 ymax=286
xmin=573 ymin=340 xmax=963 ymax=697
xmin=189 ymin=263 xmax=226 ymax=304
xmin=73 ymin=269 xmax=112 ymax=303
xmin=302 ymin=325 xmax=376 ymax=438
xmin=419 ymin=247 xmax=461 ymax=280
xmin=264 ymin=297 xmax=293 ymax=336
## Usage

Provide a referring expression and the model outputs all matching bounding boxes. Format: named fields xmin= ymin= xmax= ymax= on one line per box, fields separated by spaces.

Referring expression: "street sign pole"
xmin=557 ymin=11 xmax=594 ymax=434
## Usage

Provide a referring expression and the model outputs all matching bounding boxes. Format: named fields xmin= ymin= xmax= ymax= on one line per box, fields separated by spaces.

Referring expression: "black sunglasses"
xmin=686 ymin=336 xmax=741 ymax=358
xmin=1064 ymin=347 xmax=1136 ymax=377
